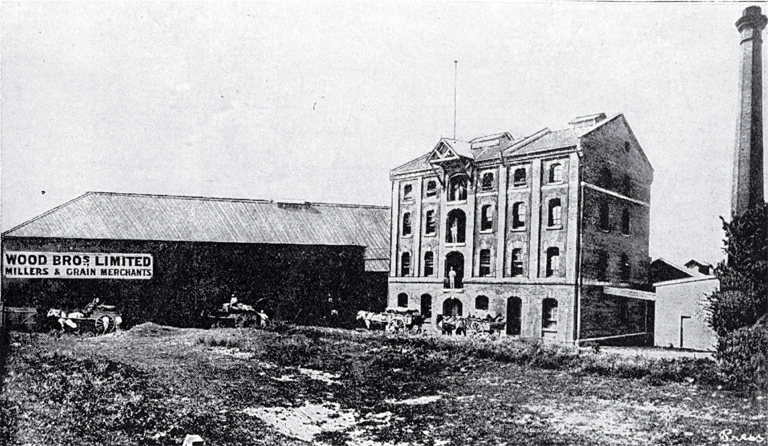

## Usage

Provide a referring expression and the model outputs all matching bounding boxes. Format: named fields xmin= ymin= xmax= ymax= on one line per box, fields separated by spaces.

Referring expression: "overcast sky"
xmin=2 ymin=2 xmax=766 ymax=266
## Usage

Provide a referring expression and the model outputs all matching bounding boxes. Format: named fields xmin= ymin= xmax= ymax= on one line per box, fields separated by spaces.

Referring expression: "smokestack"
xmin=732 ymin=6 xmax=767 ymax=217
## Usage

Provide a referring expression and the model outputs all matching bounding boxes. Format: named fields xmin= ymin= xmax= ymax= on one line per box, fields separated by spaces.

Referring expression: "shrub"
xmin=715 ymin=317 xmax=768 ymax=390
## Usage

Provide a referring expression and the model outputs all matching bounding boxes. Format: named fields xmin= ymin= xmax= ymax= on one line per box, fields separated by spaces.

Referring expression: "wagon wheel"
xmin=94 ymin=316 xmax=114 ymax=334
xmin=468 ymin=321 xmax=483 ymax=337
xmin=409 ymin=323 xmax=422 ymax=335
xmin=235 ymin=314 xmax=247 ymax=328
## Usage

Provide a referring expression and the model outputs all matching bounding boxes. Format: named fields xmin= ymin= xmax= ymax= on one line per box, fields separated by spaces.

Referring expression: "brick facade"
xmin=388 ymin=114 xmax=654 ymax=345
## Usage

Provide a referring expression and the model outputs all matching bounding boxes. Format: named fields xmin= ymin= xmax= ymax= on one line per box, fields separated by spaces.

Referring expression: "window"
xmin=403 ymin=184 xmax=413 ymax=201
xmin=548 ymin=198 xmax=562 ymax=227
xmin=400 ymin=252 xmax=411 ymax=276
xmin=543 ymin=298 xmax=558 ymax=329
xmin=621 ymin=209 xmax=630 ymax=235
xmin=481 ymin=205 xmax=493 ymax=231
xmin=621 ymin=175 xmax=632 ymax=197
xmin=424 ymin=252 xmax=434 ymax=276
xmin=512 ymin=202 xmax=526 ymax=229
xmin=596 ymin=250 xmax=608 ymax=281
xmin=511 ymin=248 xmax=524 ymax=277
xmin=617 ymin=296 xmax=628 ymax=323
xmin=598 ymin=167 xmax=613 ymax=189
xmin=549 ymin=163 xmax=563 ymax=183
xmin=446 ymin=209 xmax=466 ymax=243
xmin=624 ymin=141 xmax=631 ymax=153
xmin=481 ymin=172 xmax=494 ymax=191
xmin=397 ymin=293 xmax=408 ymax=308
xmin=425 ymin=180 xmax=437 ymax=198
xmin=479 ymin=249 xmax=492 ymax=277
xmin=619 ymin=253 xmax=631 ymax=281
xmin=448 ymin=175 xmax=468 ymax=201
xmin=402 ymin=213 xmax=412 ymax=236
xmin=546 ymin=247 xmax=560 ymax=277
xmin=513 ymin=168 xmax=527 ymax=187
xmin=599 ymin=202 xmax=610 ymax=231
xmin=475 ymin=295 xmax=489 ymax=311
xmin=425 ymin=210 xmax=436 ymax=235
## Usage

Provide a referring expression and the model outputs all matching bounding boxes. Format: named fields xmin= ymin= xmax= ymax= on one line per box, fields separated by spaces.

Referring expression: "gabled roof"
xmin=2 ymin=192 xmax=391 ymax=272
xmin=503 ymin=128 xmax=578 ymax=157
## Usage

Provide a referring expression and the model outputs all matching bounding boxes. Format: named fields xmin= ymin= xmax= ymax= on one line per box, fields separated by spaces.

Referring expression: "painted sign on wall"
xmin=2 ymin=251 xmax=153 ymax=279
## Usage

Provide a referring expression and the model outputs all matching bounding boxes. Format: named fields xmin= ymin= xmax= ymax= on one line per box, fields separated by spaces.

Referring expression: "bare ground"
xmin=1 ymin=325 xmax=765 ymax=446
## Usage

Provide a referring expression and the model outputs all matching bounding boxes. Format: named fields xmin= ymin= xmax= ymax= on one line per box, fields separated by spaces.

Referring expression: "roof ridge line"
xmin=87 ymin=191 xmax=389 ymax=208
xmin=2 ymin=192 xmax=95 ymax=237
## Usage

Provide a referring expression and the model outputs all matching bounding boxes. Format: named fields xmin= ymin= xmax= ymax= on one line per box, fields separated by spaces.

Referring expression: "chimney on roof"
xmin=731 ymin=5 xmax=767 ymax=218
xmin=568 ymin=113 xmax=607 ymax=130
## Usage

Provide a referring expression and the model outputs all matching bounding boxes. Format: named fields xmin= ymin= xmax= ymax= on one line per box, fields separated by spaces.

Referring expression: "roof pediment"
xmin=427 ymin=138 xmax=472 ymax=165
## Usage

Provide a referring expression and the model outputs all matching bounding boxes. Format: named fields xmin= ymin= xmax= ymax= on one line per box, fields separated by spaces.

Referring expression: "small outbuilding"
xmin=654 ymin=275 xmax=719 ymax=351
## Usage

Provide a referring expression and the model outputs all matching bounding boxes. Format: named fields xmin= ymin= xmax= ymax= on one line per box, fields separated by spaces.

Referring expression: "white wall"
xmin=654 ymin=277 xmax=719 ymax=351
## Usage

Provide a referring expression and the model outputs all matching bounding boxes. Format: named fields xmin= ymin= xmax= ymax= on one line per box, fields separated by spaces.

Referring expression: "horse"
xmin=47 ymin=308 xmax=84 ymax=330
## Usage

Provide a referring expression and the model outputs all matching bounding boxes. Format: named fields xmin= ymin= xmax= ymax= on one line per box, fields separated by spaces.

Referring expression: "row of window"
xmin=597 ymin=167 xmax=633 ymax=198
xmin=400 ymin=199 xmax=566 ymax=238
xmin=394 ymin=293 xmax=559 ymax=334
xmin=594 ymin=251 xmax=633 ymax=282
xmin=398 ymin=246 xmax=561 ymax=279
xmin=401 ymin=163 xmax=566 ymax=202
xmin=598 ymin=203 xmax=633 ymax=235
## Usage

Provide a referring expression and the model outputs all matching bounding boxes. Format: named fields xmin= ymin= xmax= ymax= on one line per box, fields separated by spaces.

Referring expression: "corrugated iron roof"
xmin=3 ymin=192 xmax=391 ymax=272
xmin=505 ymin=128 xmax=578 ymax=156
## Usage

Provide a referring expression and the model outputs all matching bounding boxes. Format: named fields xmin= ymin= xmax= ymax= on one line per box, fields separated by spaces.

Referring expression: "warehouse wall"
xmin=1 ymin=237 xmax=369 ymax=329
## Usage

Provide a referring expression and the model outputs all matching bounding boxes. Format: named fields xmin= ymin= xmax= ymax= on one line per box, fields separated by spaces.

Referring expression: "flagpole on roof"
xmin=454 ymin=60 xmax=458 ymax=140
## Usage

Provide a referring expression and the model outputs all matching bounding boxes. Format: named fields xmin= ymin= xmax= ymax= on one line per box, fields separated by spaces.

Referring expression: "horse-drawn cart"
xmin=357 ymin=308 xmax=425 ymax=333
xmin=48 ymin=298 xmax=122 ymax=335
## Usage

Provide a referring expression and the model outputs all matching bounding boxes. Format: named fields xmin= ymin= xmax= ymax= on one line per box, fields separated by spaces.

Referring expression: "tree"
xmin=707 ymin=202 xmax=768 ymax=389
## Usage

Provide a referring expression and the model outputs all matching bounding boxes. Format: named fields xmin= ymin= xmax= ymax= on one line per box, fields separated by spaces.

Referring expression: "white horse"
xmin=47 ymin=308 xmax=84 ymax=330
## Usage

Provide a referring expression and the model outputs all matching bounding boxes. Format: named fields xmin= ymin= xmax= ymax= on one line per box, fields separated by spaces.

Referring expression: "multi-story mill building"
xmin=388 ymin=113 xmax=656 ymax=345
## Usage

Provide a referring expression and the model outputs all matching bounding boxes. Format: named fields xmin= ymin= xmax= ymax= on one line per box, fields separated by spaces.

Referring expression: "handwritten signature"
xmin=720 ymin=429 xmax=766 ymax=443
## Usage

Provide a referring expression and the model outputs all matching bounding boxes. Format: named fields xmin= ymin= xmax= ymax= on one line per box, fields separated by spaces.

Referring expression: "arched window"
xmin=598 ymin=167 xmax=613 ymax=189
xmin=549 ymin=163 xmax=563 ymax=183
xmin=400 ymin=252 xmax=411 ymax=276
xmin=443 ymin=297 xmax=463 ymax=316
xmin=403 ymin=184 xmax=413 ymax=201
xmin=397 ymin=293 xmax=408 ymax=307
xmin=475 ymin=295 xmax=489 ymax=311
xmin=548 ymin=198 xmax=562 ymax=227
xmin=596 ymin=250 xmax=609 ymax=281
xmin=481 ymin=205 xmax=493 ymax=231
xmin=481 ymin=172 xmax=494 ymax=191
xmin=621 ymin=175 xmax=632 ymax=197
xmin=425 ymin=210 xmax=436 ymax=235
xmin=402 ymin=213 xmax=412 ymax=236
xmin=446 ymin=209 xmax=466 ymax=243
xmin=619 ymin=253 xmax=631 ymax=281
xmin=542 ymin=298 xmax=558 ymax=329
xmin=448 ymin=175 xmax=468 ymax=201
xmin=624 ymin=141 xmax=631 ymax=153
xmin=479 ymin=249 xmax=491 ymax=277
xmin=599 ymin=202 xmax=610 ymax=231
xmin=512 ymin=202 xmax=526 ymax=229
xmin=513 ymin=168 xmax=527 ymax=187
xmin=546 ymin=247 xmax=560 ymax=277
xmin=424 ymin=251 xmax=434 ymax=276
xmin=425 ymin=180 xmax=437 ymax=197
xmin=621 ymin=209 xmax=630 ymax=235
xmin=511 ymin=248 xmax=524 ymax=277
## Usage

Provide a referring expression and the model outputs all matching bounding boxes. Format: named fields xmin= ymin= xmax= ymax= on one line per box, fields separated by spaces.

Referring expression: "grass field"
xmin=1 ymin=324 xmax=766 ymax=446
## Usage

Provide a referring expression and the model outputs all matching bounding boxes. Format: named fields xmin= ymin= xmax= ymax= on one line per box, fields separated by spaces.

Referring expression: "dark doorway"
xmin=507 ymin=296 xmax=522 ymax=336
xmin=443 ymin=298 xmax=463 ymax=317
xmin=420 ymin=294 xmax=433 ymax=319
xmin=445 ymin=251 xmax=464 ymax=288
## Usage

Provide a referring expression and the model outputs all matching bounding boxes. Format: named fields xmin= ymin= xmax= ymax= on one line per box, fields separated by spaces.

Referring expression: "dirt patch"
xmin=209 ymin=347 xmax=254 ymax=359
xmin=242 ymin=402 xmax=356 ymax=442
xmin=298 ymin=367 xmax=340 ymax=385
xmin=385 ymin=395 xmax=441 ymax=405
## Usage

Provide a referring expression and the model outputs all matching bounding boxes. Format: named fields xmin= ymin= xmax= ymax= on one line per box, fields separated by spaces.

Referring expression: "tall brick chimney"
xmin=732 ymin=6 xmax=767 ymax=217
